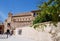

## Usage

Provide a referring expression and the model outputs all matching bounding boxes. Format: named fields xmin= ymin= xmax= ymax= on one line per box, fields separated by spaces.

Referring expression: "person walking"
xmin=6 ymin=29 xmax=10 ymax=38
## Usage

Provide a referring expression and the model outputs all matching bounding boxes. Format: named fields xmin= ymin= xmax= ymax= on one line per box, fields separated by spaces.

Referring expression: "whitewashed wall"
xmin=14 ymin=22 xmax=60 ymax=41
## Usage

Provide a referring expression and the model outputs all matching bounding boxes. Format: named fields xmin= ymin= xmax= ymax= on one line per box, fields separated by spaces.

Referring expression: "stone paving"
xmin=0 ymin=34 xmax=11 ymax=39
xmin=0 ymin=35 xmax=36 ymax=41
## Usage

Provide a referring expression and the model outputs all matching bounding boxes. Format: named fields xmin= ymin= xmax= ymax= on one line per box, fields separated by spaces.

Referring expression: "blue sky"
xmin=0 ymin=0 xmax=47 ymax=22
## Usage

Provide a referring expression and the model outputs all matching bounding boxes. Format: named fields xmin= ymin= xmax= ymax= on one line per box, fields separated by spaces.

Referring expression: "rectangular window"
xmin=7 ymin=23 xmax=10 ymax=27
xmin=18 ymin=29 xmax=22 ymax=35
xmin=33 ymin=13 xmax=37 ymax=17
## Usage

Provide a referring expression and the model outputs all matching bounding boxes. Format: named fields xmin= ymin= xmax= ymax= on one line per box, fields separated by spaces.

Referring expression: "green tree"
xmin=33 ymin=0 xmax=60 ymax=27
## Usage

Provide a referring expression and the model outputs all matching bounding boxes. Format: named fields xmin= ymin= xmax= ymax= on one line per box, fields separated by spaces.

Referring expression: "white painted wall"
xmin=14 ymin=22 xmax=60 ymax=41
xmin=14 ymin=27 xmax=52 ymax=41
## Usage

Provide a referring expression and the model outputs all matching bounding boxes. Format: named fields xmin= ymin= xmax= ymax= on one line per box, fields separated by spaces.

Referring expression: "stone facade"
xmin=11 ymin=12 xmax=34 ymax=27
xmin=4 ymin=10 xmax=40 ymax=33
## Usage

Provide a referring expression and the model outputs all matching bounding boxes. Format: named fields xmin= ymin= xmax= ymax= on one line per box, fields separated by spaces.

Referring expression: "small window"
xmin=18 ymin=29 xmax=22 ymax=35
xmin=33 ymin=13 xmax=37 ymax=17
xmin=7 ymin=23 xmax=10 ymax=27
xmin=29 ymin=18 xmax=30 ymax=20
xmin=26 ymin=18 xmax=27 ymax=20
xmin=23 ymin=18 xmax=24 ymax=21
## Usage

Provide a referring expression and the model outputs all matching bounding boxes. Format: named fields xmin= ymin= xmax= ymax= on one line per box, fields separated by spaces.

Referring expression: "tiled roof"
xmin=12 ymin=12 xmax=33 ymax=17
xmin=31 ymin=10 xmax=41 ymax=12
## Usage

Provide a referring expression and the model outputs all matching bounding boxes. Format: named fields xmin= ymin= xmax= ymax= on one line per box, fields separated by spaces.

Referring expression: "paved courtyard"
xmin=0 ymin=35 xmax=36 ymax=41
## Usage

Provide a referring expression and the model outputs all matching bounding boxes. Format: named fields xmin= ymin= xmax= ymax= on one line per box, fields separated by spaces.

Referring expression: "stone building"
xmin=4 ymin=10 xmax=40 ymax=33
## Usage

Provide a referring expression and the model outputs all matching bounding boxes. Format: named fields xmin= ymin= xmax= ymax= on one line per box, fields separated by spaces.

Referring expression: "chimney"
xmin=8 ymin=12 xmax=13 ymax=17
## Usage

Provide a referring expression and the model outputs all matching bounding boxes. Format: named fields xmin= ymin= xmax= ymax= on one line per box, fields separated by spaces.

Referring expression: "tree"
xmin=33 ymin=1 xmax=60 ymax=41
xmin=33 ymin=0 xmax=60 ymax=27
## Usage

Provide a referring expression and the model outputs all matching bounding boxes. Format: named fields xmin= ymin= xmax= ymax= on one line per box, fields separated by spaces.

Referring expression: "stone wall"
xmin=4 ymin=12 xmax=34 ymax=33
